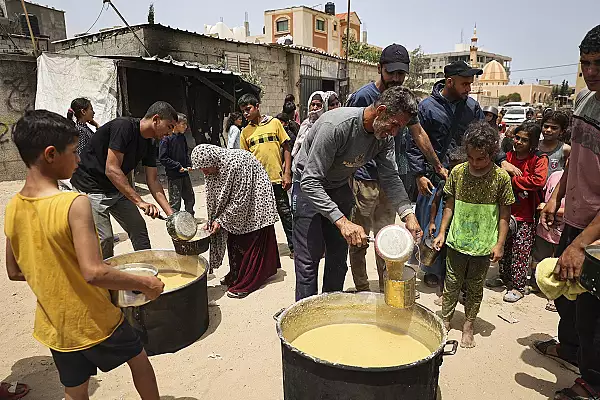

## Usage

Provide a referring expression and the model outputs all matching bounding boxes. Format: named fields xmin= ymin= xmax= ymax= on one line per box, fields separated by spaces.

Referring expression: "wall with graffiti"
xmin=0 ymin=54 xmax=36 ymax=181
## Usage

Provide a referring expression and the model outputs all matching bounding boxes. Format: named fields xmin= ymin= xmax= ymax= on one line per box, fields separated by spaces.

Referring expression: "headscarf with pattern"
xmin=191 ymin=144 xmax=279 ymax=270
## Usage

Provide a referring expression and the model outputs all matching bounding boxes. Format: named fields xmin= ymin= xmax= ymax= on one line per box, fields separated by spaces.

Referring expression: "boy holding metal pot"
xmin=4 ymin=110 xmax=164 ymax=399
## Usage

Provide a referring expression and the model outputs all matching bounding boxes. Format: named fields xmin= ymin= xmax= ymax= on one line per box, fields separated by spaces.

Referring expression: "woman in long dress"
xmin=191 ymin=144 xmax=281 ymax=298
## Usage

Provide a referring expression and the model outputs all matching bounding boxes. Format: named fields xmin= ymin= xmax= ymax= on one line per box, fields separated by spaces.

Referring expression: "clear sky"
xmin=40 ymin=0 xmax=599 ymax=85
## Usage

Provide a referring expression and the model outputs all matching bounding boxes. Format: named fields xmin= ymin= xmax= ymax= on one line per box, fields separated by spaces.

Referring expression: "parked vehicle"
xmin=503 ymin=102 xmax=528 ymax=109
xmin=502 ymin=107 xmax=529 ymax=125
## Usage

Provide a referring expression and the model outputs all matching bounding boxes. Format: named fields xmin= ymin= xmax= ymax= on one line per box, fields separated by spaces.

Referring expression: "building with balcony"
xmin=264 ymin=3 xmax=361 ymax=56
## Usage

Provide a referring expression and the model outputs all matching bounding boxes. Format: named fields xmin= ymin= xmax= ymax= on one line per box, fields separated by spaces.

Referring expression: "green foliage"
xmin=507 ymin=92 xmax=522 ymax=102
xmin=341 ymin=34 xmax=380 ymax=64
xmin=560 ymin=80 xmax=569 ymax=96
xmin=147 ymin=3 xmax=155 ymax=24
xmin=499 ymin=95 xmax=508 ymax=104
xmin=405 ymin=46 xmax=430 ymax=90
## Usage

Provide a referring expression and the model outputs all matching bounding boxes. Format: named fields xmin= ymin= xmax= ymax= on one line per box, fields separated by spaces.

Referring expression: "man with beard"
xmin=407 ymin=61 xmax=486 ymax=289
xmin=345 ymin=44 xmax=444 ymax=292
xmin=293 ymin=86 xmax=423 ymax=301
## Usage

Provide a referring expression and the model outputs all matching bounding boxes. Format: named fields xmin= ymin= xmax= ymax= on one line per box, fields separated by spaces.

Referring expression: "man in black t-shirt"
xmin=71 ymin=101 xmax=178 ymax=258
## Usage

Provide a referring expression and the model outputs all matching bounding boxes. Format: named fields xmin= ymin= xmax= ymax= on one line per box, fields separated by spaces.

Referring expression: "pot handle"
xmin=442 ymin=340 xmax=458 ymax=356
xmin=273 ymin=308 xmax=285 ymax=321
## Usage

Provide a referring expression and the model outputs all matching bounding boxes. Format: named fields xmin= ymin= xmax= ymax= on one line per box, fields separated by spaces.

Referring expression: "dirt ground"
xmin=0 ymin=175 xmax=578 ymax=400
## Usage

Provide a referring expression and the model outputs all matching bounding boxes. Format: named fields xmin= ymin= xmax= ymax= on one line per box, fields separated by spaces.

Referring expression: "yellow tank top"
xmin=4 ymin=191 xmax=123 ymax=352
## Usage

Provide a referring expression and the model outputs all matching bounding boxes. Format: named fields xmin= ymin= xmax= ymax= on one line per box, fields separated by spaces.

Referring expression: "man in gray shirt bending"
xmin=293 ymin=86 xmax=423 ymax=301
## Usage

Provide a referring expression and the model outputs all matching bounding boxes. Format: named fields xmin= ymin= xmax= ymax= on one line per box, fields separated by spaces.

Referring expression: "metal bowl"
xmin=172 ymin=228 xmax=211 ymax=255
xmin=110 ymin=263 xmax=158 ymax=307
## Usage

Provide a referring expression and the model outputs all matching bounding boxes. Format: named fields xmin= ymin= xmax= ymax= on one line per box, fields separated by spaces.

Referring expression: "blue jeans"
xmin=293 ymin=183 xmax=354 ymax=301
xmin=415 ymin=189 xmax=445 ymax=278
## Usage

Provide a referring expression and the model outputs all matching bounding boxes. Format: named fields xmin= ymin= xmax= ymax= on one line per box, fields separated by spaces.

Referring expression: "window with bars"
xmin=224 ymin=52 xmax=252 ymax=74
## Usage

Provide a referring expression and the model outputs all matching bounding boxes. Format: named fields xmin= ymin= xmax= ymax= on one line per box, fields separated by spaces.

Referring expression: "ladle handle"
xmin=156 ymin=214 xmax=167 ymax=221
xmin=367 ymin=236 xmax=375 ymax=243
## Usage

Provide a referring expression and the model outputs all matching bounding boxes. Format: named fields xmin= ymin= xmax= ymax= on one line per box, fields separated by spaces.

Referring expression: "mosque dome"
xmin=479 ymin=60 xmax=509 ymax=85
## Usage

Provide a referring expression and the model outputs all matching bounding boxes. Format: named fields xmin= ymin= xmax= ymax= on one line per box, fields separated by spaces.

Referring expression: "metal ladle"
xmin=368 ymin=225 xmax=417 ymax=308
xmin=156 ymin=211 xmax=197 ymax=241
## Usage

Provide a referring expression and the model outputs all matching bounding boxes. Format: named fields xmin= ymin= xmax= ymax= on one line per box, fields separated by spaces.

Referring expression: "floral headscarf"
xmin=191 ymin=144 xmax=279 ymax=270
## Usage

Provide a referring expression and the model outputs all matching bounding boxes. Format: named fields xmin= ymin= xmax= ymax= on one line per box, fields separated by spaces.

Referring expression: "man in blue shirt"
xmin=346 ymin=43 xmax=445 ymax=292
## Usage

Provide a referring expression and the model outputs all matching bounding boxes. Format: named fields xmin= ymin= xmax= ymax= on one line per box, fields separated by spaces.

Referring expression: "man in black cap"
xmin=345 ymin=44 xmax=444 ymax=293
xmin=407 ymin=60 xmax=490 ymax=290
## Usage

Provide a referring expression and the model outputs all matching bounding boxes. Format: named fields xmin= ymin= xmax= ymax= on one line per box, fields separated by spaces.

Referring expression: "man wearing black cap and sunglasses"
xmin=345 ymin=44 xmax=444 ymax=293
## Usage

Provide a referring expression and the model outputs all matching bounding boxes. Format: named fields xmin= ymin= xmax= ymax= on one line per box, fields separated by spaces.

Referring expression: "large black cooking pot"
xmin=582 ymin=245 xmax=600 ymax=299
xmin=275 ymin=292 xmax=457 ymax=400
xmin=106 ymin=250 xmax=209 ymax=356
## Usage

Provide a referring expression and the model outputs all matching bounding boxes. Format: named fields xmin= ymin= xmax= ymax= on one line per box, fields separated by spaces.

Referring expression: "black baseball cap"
xmin=380 ymin=44 xmax=410 ymax=73
xmin=444 ymin=61 xmax=483 ymax=78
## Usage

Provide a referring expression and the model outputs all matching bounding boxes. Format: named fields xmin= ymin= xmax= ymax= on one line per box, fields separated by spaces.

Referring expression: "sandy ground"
xmin=0 ymin=174 xmax=579 ymax=400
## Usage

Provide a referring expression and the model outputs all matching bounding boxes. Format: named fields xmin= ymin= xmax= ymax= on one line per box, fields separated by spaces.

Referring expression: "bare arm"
xmin=145 ymin=166 xmax=173 ymax=216
xmin=409 ymin=123 xmax=446 ymax=178
xmin=428 ymin=190 xmax=443 ymax=237
xmin=282 ymin=141 xmax=292 ymax=191
xmin=540 ymin=162 xmax=569 ymax=230
xmin=432 ymin=196 xmax=454 ymax=251
xmin=555 ymin=209 xmax=600 ymax=280
xmin=5 ymin=239 xmax=25 ymax=281
xmin=106 ymin=149 xmax=144 ymax=205
xmin=563 ymin=143 xmax=571 ymax=161
xmin=69 ymin=196 xmax=164 ymax=297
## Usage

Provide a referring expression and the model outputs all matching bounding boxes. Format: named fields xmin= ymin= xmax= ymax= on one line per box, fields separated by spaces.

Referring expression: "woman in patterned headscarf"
xmin=191 ymin=144 xmax=281 ymax=298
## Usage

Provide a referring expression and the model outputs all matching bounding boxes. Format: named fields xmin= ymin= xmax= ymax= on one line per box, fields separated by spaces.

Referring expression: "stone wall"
xmin=0 ymin=33 xmax=48 ymax=54
xmin=0 ymin=54 xmax=36 ymax=181
xmin=348 ymin=60 xmax=378 ymax=94
xmin=55 ymin=29 xmax=148 ymax=58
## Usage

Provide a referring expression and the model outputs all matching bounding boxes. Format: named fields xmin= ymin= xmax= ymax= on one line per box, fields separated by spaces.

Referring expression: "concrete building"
xmin=423 ymin=27 xmax=512 ymax=86
xmin=264 ymin=3 xmax=361 ymax=56
xmin=3 ymin=0 xmax=65 ymax=46
xmin=479 ymin=84 xmax=553 ymax=105
xmin=53 ymin=23 xmax=378 ymax=119
xmin=472 ymin=59 xmax=552 ymax=105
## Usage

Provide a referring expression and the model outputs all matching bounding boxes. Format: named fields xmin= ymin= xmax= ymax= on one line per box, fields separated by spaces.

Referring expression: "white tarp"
xmin=35 ymin=53 xmax=118 ymax=125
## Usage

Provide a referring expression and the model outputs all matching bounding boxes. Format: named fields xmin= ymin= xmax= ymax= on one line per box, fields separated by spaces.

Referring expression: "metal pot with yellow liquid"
xmin=274 ymin=292 xmax=457 ymax=400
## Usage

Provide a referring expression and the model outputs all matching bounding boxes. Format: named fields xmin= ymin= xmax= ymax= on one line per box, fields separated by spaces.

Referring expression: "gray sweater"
xmin=294 ymin=107 xmax=412 ymax=222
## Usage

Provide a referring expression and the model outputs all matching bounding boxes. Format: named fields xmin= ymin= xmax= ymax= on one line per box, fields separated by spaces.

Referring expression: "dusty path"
xmin=0 ymin=176 xmax=576 ymax=399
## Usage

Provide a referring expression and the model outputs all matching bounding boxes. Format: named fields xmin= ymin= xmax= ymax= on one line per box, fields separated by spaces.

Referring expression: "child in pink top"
xmin=530 ymin=168 xmax=566 ymax=311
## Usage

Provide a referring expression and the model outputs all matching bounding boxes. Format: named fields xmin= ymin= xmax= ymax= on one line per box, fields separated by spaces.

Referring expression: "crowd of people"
xmin=2 ymin=20 xmax=599 ymax=400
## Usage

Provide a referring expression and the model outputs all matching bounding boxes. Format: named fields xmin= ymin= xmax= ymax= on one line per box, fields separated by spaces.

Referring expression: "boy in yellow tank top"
xmin=4 ymin=110 xmax=164 ymax=399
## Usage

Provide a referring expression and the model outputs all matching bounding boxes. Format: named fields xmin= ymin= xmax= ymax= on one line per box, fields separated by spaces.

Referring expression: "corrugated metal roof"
xmin=137 ymin=55 xmax=241 ymax=76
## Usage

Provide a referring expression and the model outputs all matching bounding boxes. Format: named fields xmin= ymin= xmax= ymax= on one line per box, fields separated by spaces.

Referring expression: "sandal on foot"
xmin=503 ymin=290 xmax=524 ymax=303
xmin=0 ymin=381 xmax=30 ymax=400
xmin=227 ymin=291 xmax=249 ymax=299
xmin=555 ymin=378 xmax=600 ymax=400
xmin=534 ymin=339 xmax=580 ymax=374
xmin=423 ymin=273 xmax=440 ymax=288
